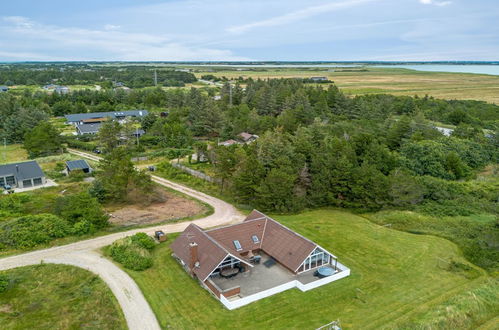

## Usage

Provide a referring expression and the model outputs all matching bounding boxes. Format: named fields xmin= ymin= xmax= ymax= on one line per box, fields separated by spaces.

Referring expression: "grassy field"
xmin=0 ymin=144 xmax=27 ymax=164
xmin=193 ymin=67 xmax=499 ymax=104
xmin=118 ymin=209 xmax=497 ymax=329
xmin=0 ymin=264 xmax=126 ymax=329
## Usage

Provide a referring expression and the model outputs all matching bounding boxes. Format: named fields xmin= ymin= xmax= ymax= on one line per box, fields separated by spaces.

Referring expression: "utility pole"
xmin=229 ymin=82 xmax=233 ymax=106
xmin=154 ymin=69 xmax=158 ymax=86
xmin=136 ymin=127 xmax=140 ymax=147
xmin=3 ymin=138 xmax=6 ymax=162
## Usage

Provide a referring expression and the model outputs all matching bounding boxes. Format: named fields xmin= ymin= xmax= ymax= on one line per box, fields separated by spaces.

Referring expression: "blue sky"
xmin=0 ymin=0 xmax=497 ymax=61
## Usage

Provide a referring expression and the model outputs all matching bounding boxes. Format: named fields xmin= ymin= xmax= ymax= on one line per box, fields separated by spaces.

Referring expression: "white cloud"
xmin=419 ymin=0 xmax=452 ymax=6
xmin=0 ymin=16 xmax=249 ymax=61
xmin=227 ymin=0 xmax=376 ymax=34
xmin=104 ymin=24 xmax=121 ymax=31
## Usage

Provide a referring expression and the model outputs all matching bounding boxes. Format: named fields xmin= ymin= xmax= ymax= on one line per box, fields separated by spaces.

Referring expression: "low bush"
xmin=109 ymin=233 xmax=155 ymax=271
xmin=131 ymin=232 xmax=156 ymax=250
xmin=0 ymin=274 xmax=9 ymax=293
xmin=54 ymin=192 xmax=109 ymax=232
xmin=65 ymin=138 xmax=98 ymax=152
xmin=0 ymin=194 xmax=32 ymax=219
xmin=0 ymin=214 xmax=72 ymax=249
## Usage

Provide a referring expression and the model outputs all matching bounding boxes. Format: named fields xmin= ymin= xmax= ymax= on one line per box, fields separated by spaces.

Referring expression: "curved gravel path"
xmin=0 ymin=149 xmax=243 ymax=330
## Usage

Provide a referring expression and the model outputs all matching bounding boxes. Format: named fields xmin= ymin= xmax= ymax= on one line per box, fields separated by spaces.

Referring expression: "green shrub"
xmin=109 ymin=235 xmax=154 ymax=271
xmin=0 ymin=194 xmax=32 ymax=218
xmin=0 ymin=214 xmax=72 ymax=249
xmin=0 ymin=274 xmax=9 ymax=293
xmin=72 ymin=220 xmax=94 ymax=236
xmin=54 ymin=192 xmax=108 ymax=230
xmin=131 ymin=233 xmax=156 ymax=250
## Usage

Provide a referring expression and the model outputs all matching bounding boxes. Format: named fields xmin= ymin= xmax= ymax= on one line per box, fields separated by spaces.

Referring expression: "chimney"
xmin=189 ymin=242 xmax=198 ymax=270
xmin=16 ymin=165 xmax=19 ymax=173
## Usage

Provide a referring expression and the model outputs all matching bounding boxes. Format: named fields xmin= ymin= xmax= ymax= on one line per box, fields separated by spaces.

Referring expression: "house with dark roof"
xmin=76 ymin=123 xmax=101 ymax=135
xmin=65 ymin=110 xmax=149 ymax=125
xmin=310 ymin=76 xmax=328 ymax=81
xmin=171 ymin=210 xmax=350 ymax=309
xmin=65 ymin=160 xmax=92 ymax=174
xmin=0 ymin=161 xmax=46 ymax=189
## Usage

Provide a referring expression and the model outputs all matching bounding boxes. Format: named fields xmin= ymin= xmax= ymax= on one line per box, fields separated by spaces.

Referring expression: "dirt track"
xmin=0 ymin=149 xmax=244 ymax=330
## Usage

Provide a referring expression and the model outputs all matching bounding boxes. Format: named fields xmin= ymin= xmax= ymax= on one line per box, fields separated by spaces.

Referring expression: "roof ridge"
xmin=204 ymin=217 xmax=265 ymax=233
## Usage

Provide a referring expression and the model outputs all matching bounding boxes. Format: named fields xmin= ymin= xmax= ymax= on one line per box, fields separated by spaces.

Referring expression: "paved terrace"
xmin=211 ymin=253 xmax=322 ymax=297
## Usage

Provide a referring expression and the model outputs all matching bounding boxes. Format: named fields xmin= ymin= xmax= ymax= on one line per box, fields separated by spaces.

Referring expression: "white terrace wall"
xmin=296 ymin=262 xmax=350 ymax=292
xmin=220 ymin=280 xmax=297 ymax=310
xmin=219 ymin=263 xmax=351 ymax=310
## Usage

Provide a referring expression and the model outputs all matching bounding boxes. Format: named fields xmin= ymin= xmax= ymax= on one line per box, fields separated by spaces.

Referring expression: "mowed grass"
xmin=120 ymin=209 xmax=496 ymax=329
xmin=0 ymin=264 xmax=126 ymax=329
xmin=0 ymin=144 xmax=27 ymax=164
xmin=194 ymin=67 xmax=499 ymax=104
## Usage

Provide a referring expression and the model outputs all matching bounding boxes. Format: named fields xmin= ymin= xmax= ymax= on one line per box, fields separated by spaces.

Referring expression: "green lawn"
xmin=0 ymin=144 xmax=27 ymax=164
xmin=0 ymin=264 xmax=126 ymax=329
xmin=119 ymin=209 xmax=497 ymax=329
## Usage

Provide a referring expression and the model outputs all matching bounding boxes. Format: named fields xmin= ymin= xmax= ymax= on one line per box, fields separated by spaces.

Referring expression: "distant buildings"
xmin=76 ymin=123 xmax=102 ymax=135
xmin=66 ymin=110 xmax=149 ymax=136
xmin=310 ymin=76 xmax=328 ymax=82
xmin=218 ymin=132 xmax=259 ymax=147
xmin=42 ymin=84 xmax=70 ymax=94
xmin=0 ymin=161 xmax=46 ymax=189
xmin=218 ymin=139 xmax=239 ymax=147
xmin=55 ymin=86 xmax=70 ymax=94
xmin=65 ymin=160 xmax=92 ymax=174
xmin=65 ymin=110 xmax=149 ymax=126
xmin=237 ymin=132 xmax=259 ymax=143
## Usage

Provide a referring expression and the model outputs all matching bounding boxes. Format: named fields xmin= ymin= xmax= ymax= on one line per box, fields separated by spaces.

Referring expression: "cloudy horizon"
xmin=0 ymin=0 xmax=497 ymax=61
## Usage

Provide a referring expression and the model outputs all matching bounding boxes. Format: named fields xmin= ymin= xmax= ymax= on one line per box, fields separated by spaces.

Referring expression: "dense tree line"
xmin=1 ymin=78 xmax=498 ymax=215
xmin=0 ymin=64 xmax=196 ymax=87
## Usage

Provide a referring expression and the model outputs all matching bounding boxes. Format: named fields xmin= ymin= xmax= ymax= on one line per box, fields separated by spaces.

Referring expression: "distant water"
xmin=372 ymin=64 xmax=499 ymax=76
xmin=187 ymin=63 xmax=499 ymax=76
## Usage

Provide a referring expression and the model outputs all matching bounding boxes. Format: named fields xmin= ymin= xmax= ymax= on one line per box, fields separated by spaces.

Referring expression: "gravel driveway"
xmin=0 ymin=149 xmax=243 ymax=330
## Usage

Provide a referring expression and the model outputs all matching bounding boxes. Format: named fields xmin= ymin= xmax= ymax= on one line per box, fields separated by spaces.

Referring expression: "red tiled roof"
xmin=205 ymin=219 xmax=266 ymax=256
xmin=260 ymin=218 xmax=315 ymax=272
xmin=171 ymin=210 xmax=322 ymax=279
xmin=170 ymin=223 xmax=228 ymax=282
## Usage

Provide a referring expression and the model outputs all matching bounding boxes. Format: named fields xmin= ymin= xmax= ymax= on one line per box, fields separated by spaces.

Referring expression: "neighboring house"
xmin=310 ymin=76 xmax=328 ymax=81
xmin=76 ymin=123 xmax=101 ymax=135
xmin=65 ymin=160 xmax=92 ymax=174
xmin=0 ymin=86 xmax=8 ymax=92
xmin=171 ymin=210 xmax=350 ymax=309
xmin=0 ymin=161 xmax=46 ymax=189
xmin=114 ymin=86 xmax=131 ymax=92
xmin=218 ymin=139 xmax=239 ymax=147
xmin=65 ymin=110 xmax=149 ymax=126
xmin=42 ymin=84 xmax=58 ymax=90
xmin=435 ymin=126 xmax=454 ymax=137
xmin=55 ymin=86 xmax=70 ymax=94
xmin=237 ymin=132 xmax=259 ymax=143
xmin=218 ymin=133 xmax=258 ymax=147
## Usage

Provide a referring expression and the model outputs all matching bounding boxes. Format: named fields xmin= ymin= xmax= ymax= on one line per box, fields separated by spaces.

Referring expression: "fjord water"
xmin=372 ymin=64 xmax=499 ymax=76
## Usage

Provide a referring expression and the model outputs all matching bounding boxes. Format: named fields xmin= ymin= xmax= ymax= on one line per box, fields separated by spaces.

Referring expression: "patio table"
xmin=220 ymin=267 xmax=239 ymax=278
